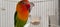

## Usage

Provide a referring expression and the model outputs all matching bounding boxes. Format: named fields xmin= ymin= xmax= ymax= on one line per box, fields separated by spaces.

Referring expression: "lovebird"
xmin=14 ymin=0 xmax=31 ymax=27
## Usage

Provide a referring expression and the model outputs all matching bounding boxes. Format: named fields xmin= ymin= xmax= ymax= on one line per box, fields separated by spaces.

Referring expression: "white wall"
xmin=0 ymin=0 xmax=59 ymax=27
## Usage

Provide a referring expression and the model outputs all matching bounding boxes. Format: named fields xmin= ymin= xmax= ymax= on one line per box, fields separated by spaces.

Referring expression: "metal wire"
xmin=4 ymin=0 xmax=54 ymax=3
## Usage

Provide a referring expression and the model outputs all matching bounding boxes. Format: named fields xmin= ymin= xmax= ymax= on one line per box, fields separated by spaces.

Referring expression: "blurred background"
xmin=0 ymin=0 xmax=59 ymax=27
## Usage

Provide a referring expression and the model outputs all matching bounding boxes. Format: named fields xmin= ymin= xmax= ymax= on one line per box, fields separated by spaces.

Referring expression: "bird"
xmin=14 ymin=0 xmax=34 ymax=27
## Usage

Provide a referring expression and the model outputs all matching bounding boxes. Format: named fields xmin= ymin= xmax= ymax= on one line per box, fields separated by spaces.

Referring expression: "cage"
xmin=0 ymin=0 xmax=59 ymax=27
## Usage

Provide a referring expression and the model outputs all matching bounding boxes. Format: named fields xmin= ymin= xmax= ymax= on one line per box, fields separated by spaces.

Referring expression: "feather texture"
xmin=14 ymin=0 xmax=30 ymax=27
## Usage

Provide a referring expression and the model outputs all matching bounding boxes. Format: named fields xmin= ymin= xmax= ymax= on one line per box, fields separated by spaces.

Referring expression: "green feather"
xmin=14 ymin=11 xmax=27 ymax=27
xmin=14 ymin=11 xmax=17 ymax=26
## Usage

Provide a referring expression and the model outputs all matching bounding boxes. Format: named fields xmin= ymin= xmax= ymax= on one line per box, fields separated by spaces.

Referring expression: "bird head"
xmin=21 ymin=0 xmax=29 ymax=2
